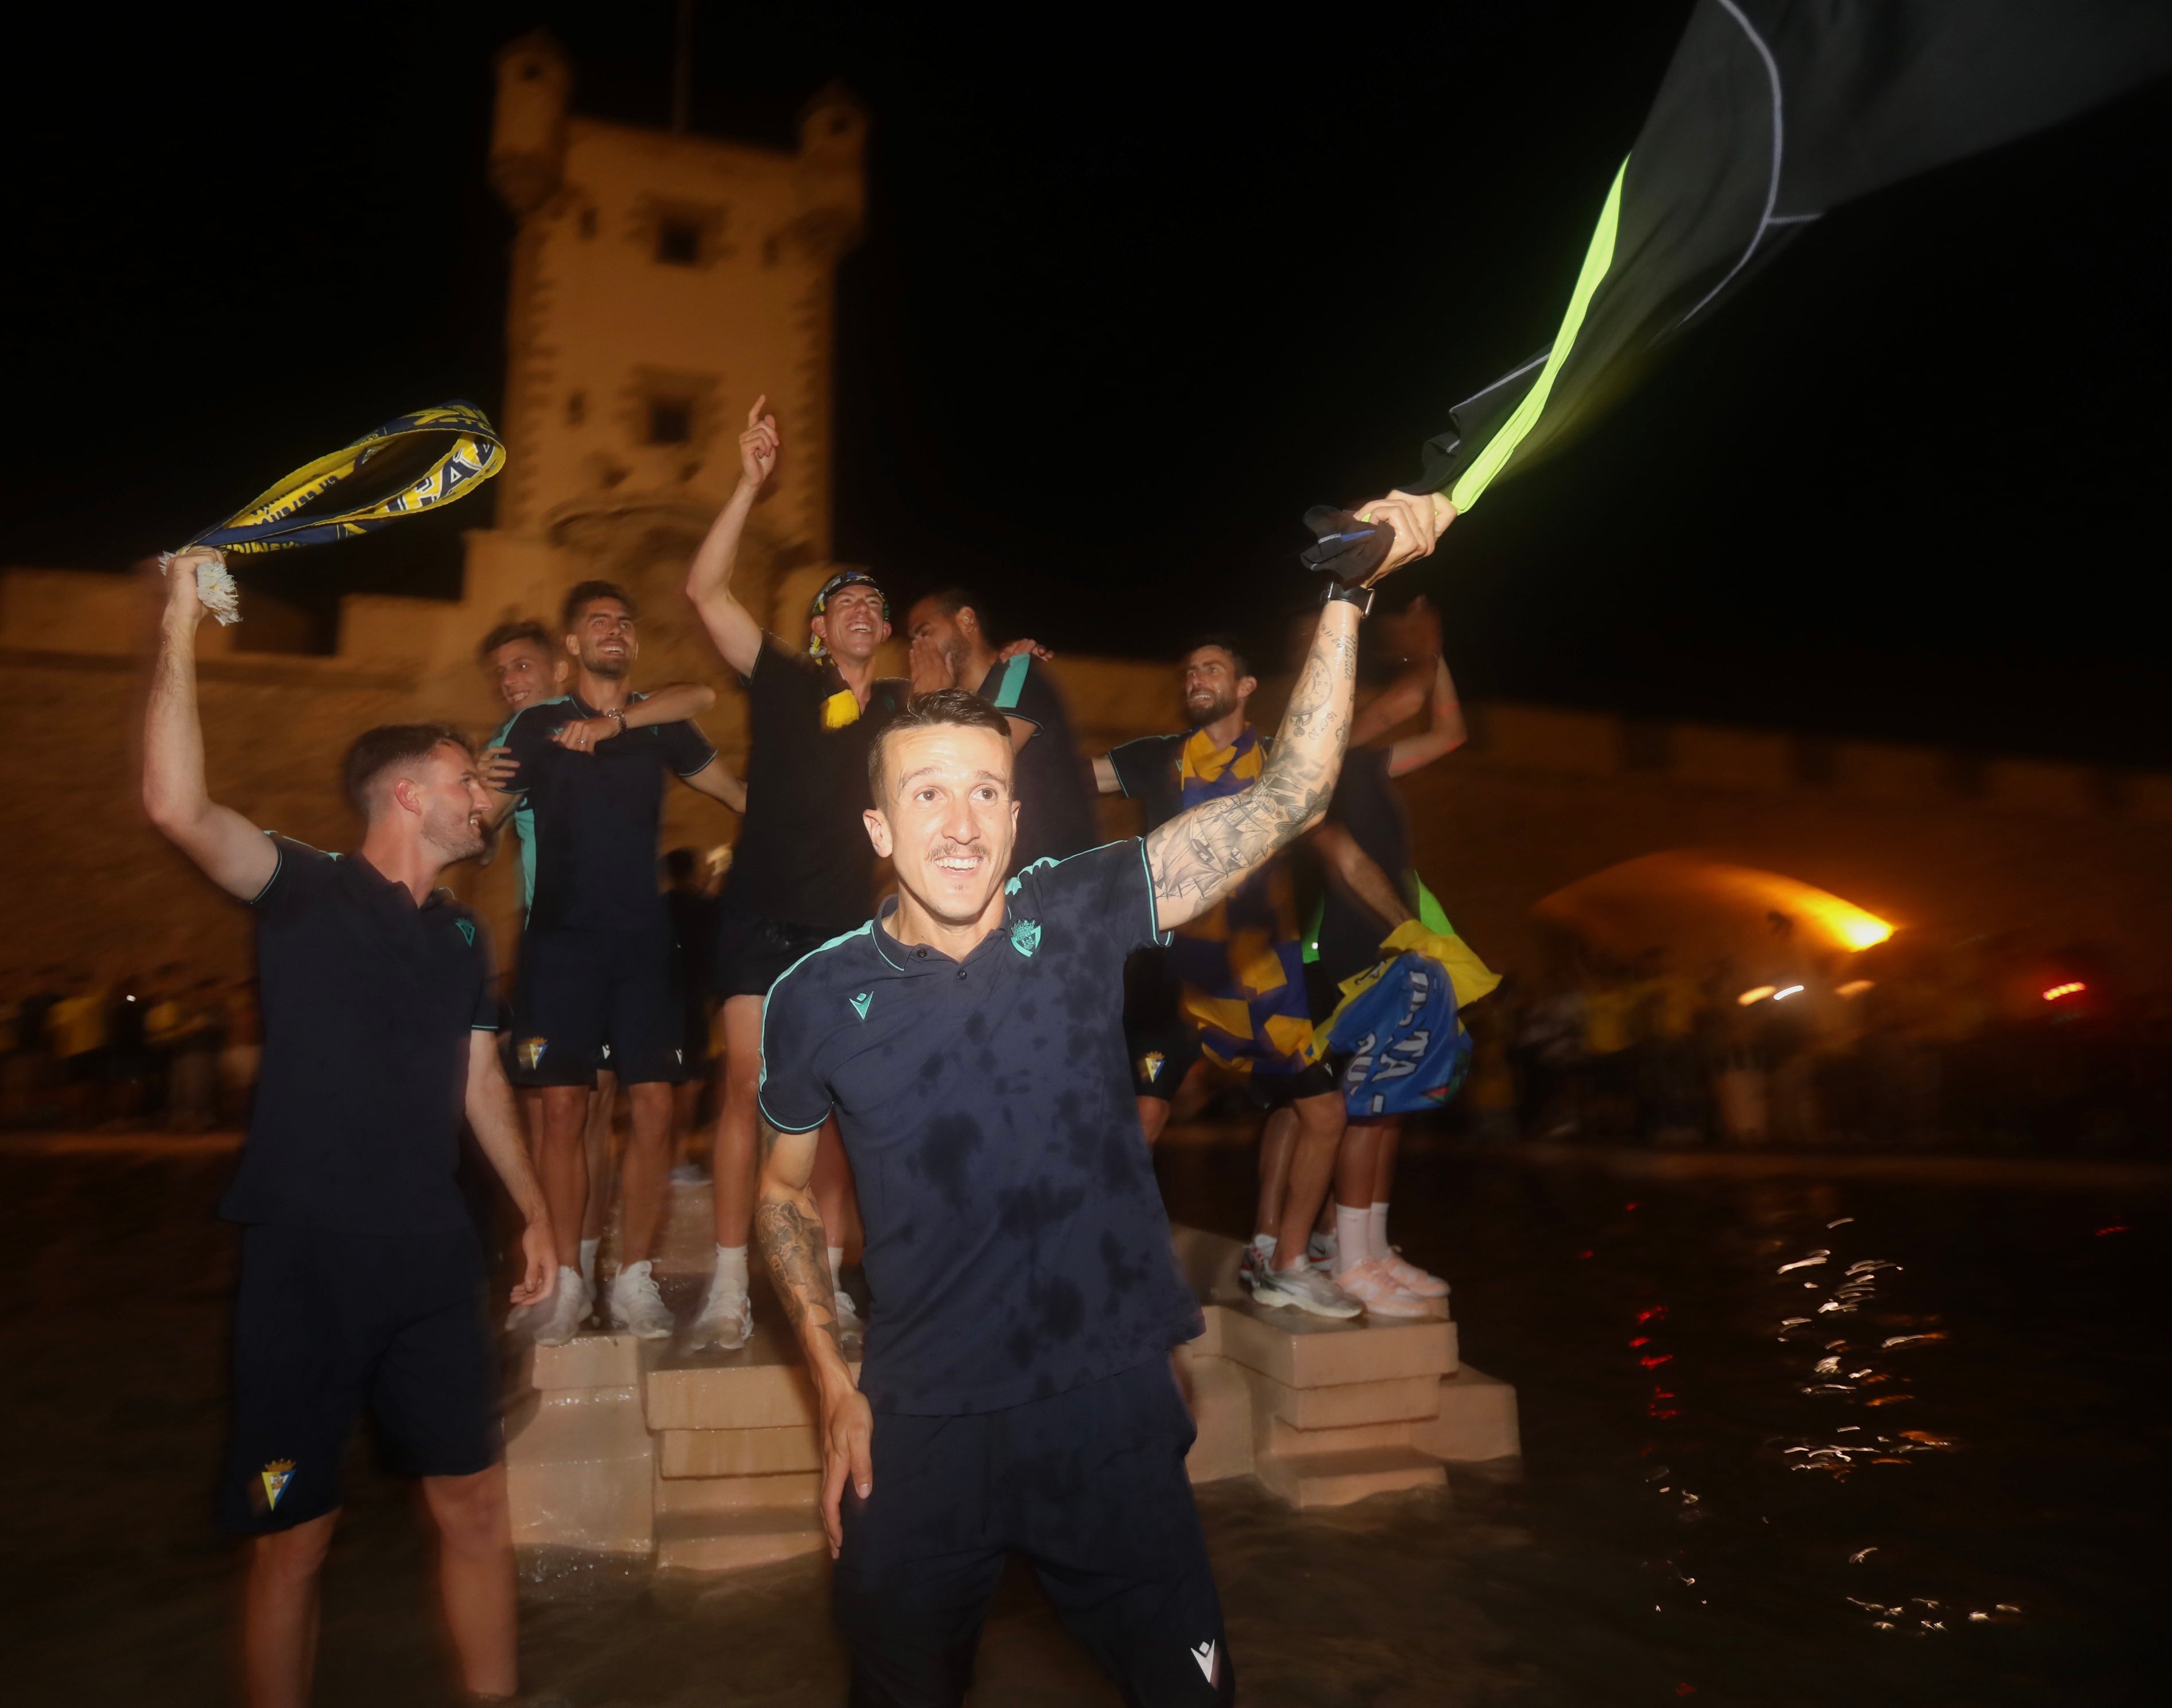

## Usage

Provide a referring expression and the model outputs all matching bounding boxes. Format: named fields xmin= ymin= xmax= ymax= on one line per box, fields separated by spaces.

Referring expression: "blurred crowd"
xmin=2 ymin=965 xmax=261 ymax=1131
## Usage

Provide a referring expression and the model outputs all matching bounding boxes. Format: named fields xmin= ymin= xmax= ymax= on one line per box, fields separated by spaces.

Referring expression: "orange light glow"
xmin=1737 ymin=985 xmax=1776 ymax=1006
xmin=2042 ymin=981 xmax=2086 ymax=1002
xmin=1836 ymin=980 xmax=1874 ymax=998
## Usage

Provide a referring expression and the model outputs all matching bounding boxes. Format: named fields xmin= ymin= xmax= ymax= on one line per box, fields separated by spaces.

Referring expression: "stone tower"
xmin=463 ymin=32 xmax=867 ymax=680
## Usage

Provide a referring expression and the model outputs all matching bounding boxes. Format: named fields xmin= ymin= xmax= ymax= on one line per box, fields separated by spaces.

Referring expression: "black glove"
xmin=1298 ymin=505 xmax=1393 ymax=588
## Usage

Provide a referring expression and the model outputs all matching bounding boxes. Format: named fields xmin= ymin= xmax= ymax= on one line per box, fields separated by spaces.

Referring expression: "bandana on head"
xmin=807 ymin=569 xmax=889 ymax=662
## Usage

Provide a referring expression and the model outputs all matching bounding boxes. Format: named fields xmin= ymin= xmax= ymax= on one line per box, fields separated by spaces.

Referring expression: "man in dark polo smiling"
xmin=750 ymin=494 xmax=1439 ymax=1707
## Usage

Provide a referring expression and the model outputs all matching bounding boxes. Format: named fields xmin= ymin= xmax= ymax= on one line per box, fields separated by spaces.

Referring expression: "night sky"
xmin=4 ymin=4 xmax=2166 ymax=764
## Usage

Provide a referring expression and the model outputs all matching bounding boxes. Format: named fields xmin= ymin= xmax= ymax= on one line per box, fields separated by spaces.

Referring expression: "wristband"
xmin=604 ymin=707 xmax=629 ymax=731
xmin=1320 ymin=580 xmax=1375 ymax=616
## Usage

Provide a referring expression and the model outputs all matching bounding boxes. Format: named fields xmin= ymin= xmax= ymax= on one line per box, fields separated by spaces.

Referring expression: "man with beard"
xmin=683 ymin=398 xmax=905 ymax=1352
xmin=494 ymin=582 xmax=746 ymax=1346
xmin=904 ymin=588 xmax=1100 ymax=870
xmin=1095 ymin=638 xmax=1358 ymax=1319
xmin=144 ymin=550 xmax=557 ymax=1707
xmin=476 ymin=619 xmax=718 ymax=1312
xmin=749 ymin=489 xmax=1439 ymax=1705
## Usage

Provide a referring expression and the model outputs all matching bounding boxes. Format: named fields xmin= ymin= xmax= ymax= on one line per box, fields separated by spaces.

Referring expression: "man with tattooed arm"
xmin=750 ymin=491 xmax=1448 ymax=1706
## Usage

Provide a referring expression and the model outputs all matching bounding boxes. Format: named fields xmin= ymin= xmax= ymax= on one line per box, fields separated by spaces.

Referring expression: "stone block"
xmin=647 ymin=1357 xmax=860 ymax=1431
xmin=654 ymin=1507 xmax=829 ymax=1574
xmin=1241 ymin=1367 xmax=1444 ymax=1431
xmin=659 ymin=1425 xmax=823 ymax=1479
xmin=1260 ymin=1414 xmax=1414 ymax=1458
xmin=1255 ymin=1444 xmax=1446 ymax=1509
xmin=505 ymin=1385 xmax=655 ymax=1555
xmin=1173 ymin=1349 xmax=1252 ymax=1484
xmin=1410 ymin=1365 xmax=1521 ymax=1462
xmin=1215 ymin=1299 xmax=1456 ymax=1389
xmin=654 ymin=1468 xmax=820 ymax=1516
xmin=522 ymin=1329 xmax=645 ymax=1392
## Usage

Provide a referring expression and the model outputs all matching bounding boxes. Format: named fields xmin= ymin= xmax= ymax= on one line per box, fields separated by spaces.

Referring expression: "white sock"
xmin=556 ymin=1263 xmax=582 ymax=1295
xmin=1334 ymin=1203 xmax=1372 ymax=1274
xmin=1250 ymin=1232 xmax=1277 ymax=1261
xmin=578 ymin=1237 xmax=600 ymax=1287
xmin=1369 ymin=1203 xmax=1391 ymax=1262
xmin=828 ymin=1245 xmax=845 ymax=1288
xmin=713 ymin=1244 xmax=748 ymax=1294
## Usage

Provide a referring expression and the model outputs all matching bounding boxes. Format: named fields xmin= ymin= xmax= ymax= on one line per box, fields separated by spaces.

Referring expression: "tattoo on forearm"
xmin=1146 ymin=613 xmax=1359 ymax=913
xmin=754 ymin=1197 xmax=842 ymax=1357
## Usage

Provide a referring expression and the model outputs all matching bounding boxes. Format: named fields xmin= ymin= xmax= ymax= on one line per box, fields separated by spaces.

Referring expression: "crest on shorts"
xmin=1009 ymin=918 xmax=1041 ymax=958
xmin=850 ymin=992 xmax=872 ymax=1021
xmin=1138 ymin=1050 xmax=1166 ymax=1084
xmin=456 ymin=918 xmax=475 ymax=947
xmin=259 ymin=1459 xmax=295 ymax=1512
xmin=518 ymin=1037 xmax=548 ymax=1071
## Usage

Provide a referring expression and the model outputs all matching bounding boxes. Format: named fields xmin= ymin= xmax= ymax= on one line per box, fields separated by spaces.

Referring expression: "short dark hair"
xmin=866 ymin=688 xmax=1014 ymax=799
xmin=477 ymin=619 xmax=552 ymax=664
xmin=342 ymin=723 xmax=471 ymax=818
xmin=919 ymin=586 xmax=986 ymax=628
xmin=562 ymin=580 xmax=635 ymax=631
xmin=1184 ymin=632 xmax=1254 ymax=680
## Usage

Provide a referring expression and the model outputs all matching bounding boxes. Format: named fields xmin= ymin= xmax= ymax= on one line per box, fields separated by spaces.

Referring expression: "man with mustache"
xmin=492 ymin=582 xmax=746 ymax=1346
xmin=145 ymin=550 xmax=557 ymax=1707
xmin=753 ymin=492 xmax=1444 ymax=1706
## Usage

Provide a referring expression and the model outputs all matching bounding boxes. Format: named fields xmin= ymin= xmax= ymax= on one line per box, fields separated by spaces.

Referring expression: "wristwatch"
xmin=1320 ymin=580 xmax=1375 ymax=616
xmin=603 ymin=706 xmax=629 ymax=732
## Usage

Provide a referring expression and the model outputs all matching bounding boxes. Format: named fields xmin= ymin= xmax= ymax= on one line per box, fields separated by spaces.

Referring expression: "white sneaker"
xmin=1382 ymin=1251 xmax=1449 ymax=1298
xmin=833 ymin=1288 xmax=866 ymax=1358
xmin=690 ymin=1273 xmax=753 ymax=1352
xmin=607 ymin=1260 xmax=675 ymax=1340
xmin=531 ymin=1266 xmax=588 ymax=1347
xmin=1335 ymin=1258 xmax=1434 ymax=1319
xmin=1249 ymin=1256 xmax=1362 ymax=1319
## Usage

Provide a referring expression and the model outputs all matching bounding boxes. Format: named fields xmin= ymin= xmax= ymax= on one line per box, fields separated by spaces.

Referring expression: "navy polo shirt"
xmin=218 ymin=838 xmax=499 ymax=1236
xmin=498 ymin=693 xmax=716 ymax=933
xmin=758 ymin=840 xmax=1203 ymax=1415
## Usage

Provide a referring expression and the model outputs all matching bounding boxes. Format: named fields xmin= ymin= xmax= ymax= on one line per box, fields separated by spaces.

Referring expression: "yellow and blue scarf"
xmin=1166 ymin=725 xmax=1320 ymax=1078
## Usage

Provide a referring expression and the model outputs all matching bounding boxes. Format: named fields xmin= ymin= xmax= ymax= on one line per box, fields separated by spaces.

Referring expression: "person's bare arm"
xmin=1308 ymin=822 xmax=1414 ymax=933
xmin=550 ymin=683 xmax=721 ymax=752
xmin=685 ymin=397 xmax=778 ymax=678
xmin=1144 ymin=498 xmax=1438 ymax=929
xmin=142 ymin=552 xmax=279 ymax=900
xmin=464 ymin=1034 xmax=555 ymax=1306
xmin=679 ymin=758 xmax=748 ymax=814
xmin=1386 ymin=656 xmax=1467 ymax=777
xmin=1093 ymin=754 xmax=1122 ymax=794
xmin=754 ymin=1115 xmax=870 ymax=1557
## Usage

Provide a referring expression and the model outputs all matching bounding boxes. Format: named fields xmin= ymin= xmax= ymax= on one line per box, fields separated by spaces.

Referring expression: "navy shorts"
xmin=218 ymin=1223 xmax=498 ymax=1535
xmin=713 ymin=913 xmax=838 ymax=1002
xmin=833 ymin=1359 xmax=1233 ymax=1707
xmin=1128 ymin=1020 xmax=1203 ymax=1103
xmin=513 ymin=924 xmax=686 ymax=1087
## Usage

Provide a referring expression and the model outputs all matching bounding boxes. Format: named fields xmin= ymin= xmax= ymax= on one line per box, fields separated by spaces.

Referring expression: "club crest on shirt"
xmin=850 ymin=992 xmax=872 ymax=1021
xmin=1009 ymin=918 xmax=1041 ymax=958
xmin=456 ymin=918 xmax=475 ymax=947
xmin=1138 ymin=1050 xmax=1166 ymax=1084
xmin=518 ymin=1037 xmax=548 ymax=1071
xmin=258 ymin=1459 xmax=296 ymax=1512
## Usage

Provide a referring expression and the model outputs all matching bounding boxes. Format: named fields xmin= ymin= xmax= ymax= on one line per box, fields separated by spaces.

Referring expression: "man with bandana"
xmin=682 ymin=398 xmax=907 ymax=1350
xmin=1094 ymin=638 xmax=1360 ymax=1319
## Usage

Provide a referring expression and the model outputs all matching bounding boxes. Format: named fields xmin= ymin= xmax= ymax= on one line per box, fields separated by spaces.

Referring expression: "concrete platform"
xmin=506 ymin=1190 xmax=1520 ymax=1571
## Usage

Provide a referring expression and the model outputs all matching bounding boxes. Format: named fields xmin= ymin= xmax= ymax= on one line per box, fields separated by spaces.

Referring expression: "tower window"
xmin=647 ymin=399 xmax=694 ymax=445
xmin=656 ymin=218 xmax=701 ymax=266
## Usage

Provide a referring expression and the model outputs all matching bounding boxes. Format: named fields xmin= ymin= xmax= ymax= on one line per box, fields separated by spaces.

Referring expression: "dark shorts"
xmin=1128 ymin=1019 xmax=1204 ymax=1103
xmin=1243 ymin=1057 xmax=1341 ymax=1111
xmin=218 ymin=1223 xmax=497 ymax=1535
xmin=714 ymin=912 xmax=841 ymax=1002
xmin=833 ymin=1359 xmax=1232 ymax=1708
xmin=513 ymin=924 xmax=686 ymax=1087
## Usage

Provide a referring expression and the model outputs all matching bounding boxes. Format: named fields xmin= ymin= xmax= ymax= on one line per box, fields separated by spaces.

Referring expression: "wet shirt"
xmin=219 ymin=839 xmax=497 ymax=1235
xmin=1313 ymin=746 xmax=1412 ymax=985
xmin=498 ymin=693 xmax=715 ymax=933
xmin=759 ymin=840 xmax=1203 ymax=1415
xmin=971 ymin=654 xmax=1100 ymax=869
xmin=719 ymin=642 xmax=907 ymax=935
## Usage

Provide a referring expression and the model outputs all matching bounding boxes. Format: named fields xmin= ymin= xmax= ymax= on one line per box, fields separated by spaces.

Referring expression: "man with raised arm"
xmin=144 ymin=550 xmax=557 ymax=1708
xmin=751 ymin=495 xmax=1441 ymax=1707
xmin=682 ymin=397 xmax=906 ymax=1353
xmin=492 ymin=583 xmax=746 ymax=1346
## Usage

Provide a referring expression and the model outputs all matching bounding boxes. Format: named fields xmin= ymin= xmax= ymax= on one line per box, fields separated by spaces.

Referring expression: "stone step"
xmin=505 ymin=1386 xmax=655 ymax=1555
xmin=1254 ymin=1443 xmax=1447 ymax=1509
xmin=1239 ymin=1364 xmax=1444 ymax=1431
xmin=522 ymin=1327 xmax=650 ymax=1393
xmin=654 ymin=1468 xmax=821 ymax=1516
xmin=1211 ymin=1301 xmax=1457 ymax=1389
xmin=654 ymin=1505 xmax=829 ymax=1574
xmin=1409 ymin=1364 xmax=1521 ymax=1463
xmin=658 ymin=1424 xmax=824 ymax=1479
xmin=1172 ymin=1348 xmax=1254 ymax=1483
xmin=1260 ymin=1413 xmax=1413 ymax=1458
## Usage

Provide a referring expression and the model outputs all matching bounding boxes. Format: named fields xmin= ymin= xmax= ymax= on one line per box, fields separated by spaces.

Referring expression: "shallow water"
xmin=2 ymin=1142 xmax=2164 ymax=1705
